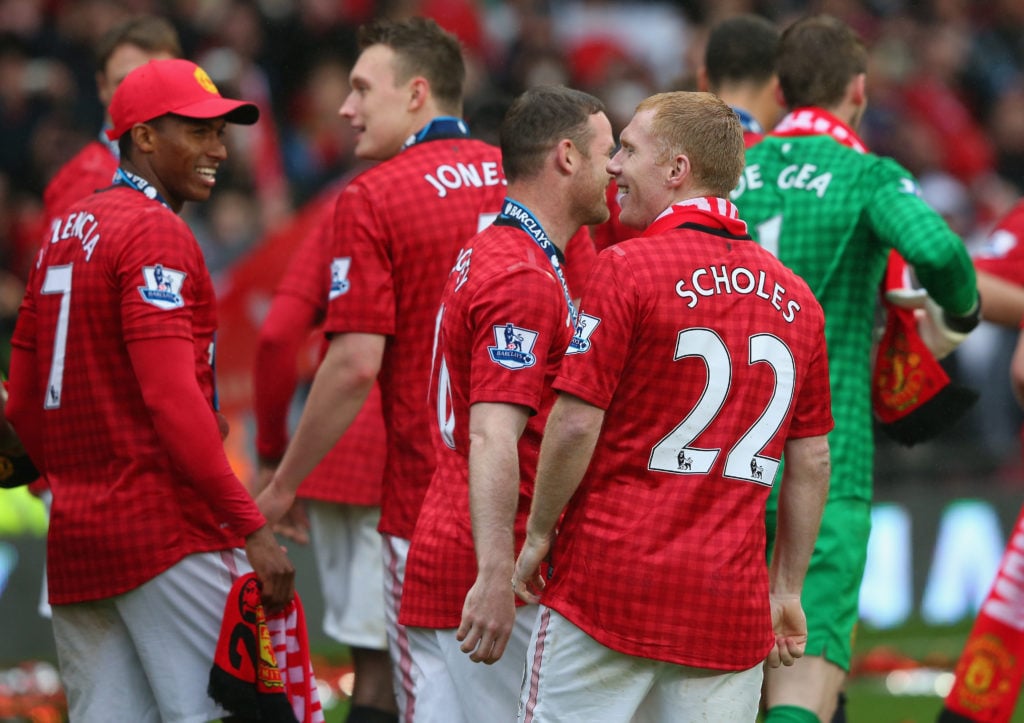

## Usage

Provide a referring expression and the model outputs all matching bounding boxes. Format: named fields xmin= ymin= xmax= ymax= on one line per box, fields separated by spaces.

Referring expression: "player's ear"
xmin=131 ymin=122 xmax=158 ymax=153
xmin=667 ymin=153 xmax=689 ymax=188
xmin=555 ymin=138 xmax=575 ymax=175
xmin=409 ymin=77 xmax=428 ymax=111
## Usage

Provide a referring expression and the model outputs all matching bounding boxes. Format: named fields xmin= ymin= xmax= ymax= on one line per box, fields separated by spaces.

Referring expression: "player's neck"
xmin=506 ymin=186 xmax=576 ymax=252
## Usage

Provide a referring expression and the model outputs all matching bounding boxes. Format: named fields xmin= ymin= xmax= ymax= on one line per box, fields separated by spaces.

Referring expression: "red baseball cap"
xmin=106 ymin=58 xmax=259 ymax=140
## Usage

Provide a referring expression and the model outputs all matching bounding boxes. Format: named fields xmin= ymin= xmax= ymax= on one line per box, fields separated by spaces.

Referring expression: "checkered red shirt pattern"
xmin=974 ymin=200 xmax=1024 ymax=287
xmin=42 ymin=141 xmax=118 ymax=228
xmin=12 ymin=187 xmax=240 ymax=603
xmin=401 ymin=226 xmax=573 ymax=628
xmin=323 ymin=138 xmax=506 ymax=539
xmin=268 ymin=212 xmax=385 ymax=506
xmin=543 ymin=227 xmax=832 ymax=670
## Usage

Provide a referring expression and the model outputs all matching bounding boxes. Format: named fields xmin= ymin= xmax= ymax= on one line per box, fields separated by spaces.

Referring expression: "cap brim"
xmin=171 ymin=97 xmax=260 ymax=125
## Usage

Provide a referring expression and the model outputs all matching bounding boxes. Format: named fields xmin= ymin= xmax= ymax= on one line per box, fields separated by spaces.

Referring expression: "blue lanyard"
xmin=495 ymin=198 xmax=578 ymax=328
xmin=732 ymin=107 xmax=764 ymax=136
xmin=402 ymin=116 xmax=471 ymax=150
xmin=113 ymin=168 xmax=170 ymax=209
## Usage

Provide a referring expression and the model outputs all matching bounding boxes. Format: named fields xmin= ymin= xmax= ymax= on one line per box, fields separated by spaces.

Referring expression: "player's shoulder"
xmin=48 ymin=141 xmax=116 ymax=184
xmin=43 ymin=142 xmax=118 ymax=211
xmin=86 ymin=189 xmax=193 ymax=246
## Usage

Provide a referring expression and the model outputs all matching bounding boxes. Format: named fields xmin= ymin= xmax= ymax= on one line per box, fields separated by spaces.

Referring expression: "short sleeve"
xmin=467 ymin=264 xmax=567 ymax=413
xmin=115 ymin=210 xmax=200 ymax=343
xmin=323 ymin=182 xmax=396 ymax=336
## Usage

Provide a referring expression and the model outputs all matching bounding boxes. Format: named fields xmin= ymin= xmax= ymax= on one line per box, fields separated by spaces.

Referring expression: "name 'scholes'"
xmin=424 ymin=161 xmax=505 ymax=198
xmin=675 ymin=265 xmax=801 ymax=322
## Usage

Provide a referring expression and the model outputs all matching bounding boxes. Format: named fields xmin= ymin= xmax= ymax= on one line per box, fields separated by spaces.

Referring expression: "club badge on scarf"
xmin=208 ymin=573 xmax=323 ymax=723
xmin=873 ymin=251 xmax=977 ymax=445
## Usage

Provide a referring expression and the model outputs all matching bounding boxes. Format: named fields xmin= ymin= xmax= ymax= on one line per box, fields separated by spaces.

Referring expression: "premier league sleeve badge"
xmin=138 ymin=264 xmax=187 ymax=310
xmin=488 ymin=322 xmax=538 ymax=370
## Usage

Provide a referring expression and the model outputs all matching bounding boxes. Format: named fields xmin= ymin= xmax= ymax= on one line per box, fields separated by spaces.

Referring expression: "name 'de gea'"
xmin=424 ymin=161 xmax=505 ymax=198
xmin=675 ymin=265 xmax=802 ymax=322
xmin=47 ymin=212 xmax=101 ymax=262
xmin=732 ymin=162 xmax=832 ymax=199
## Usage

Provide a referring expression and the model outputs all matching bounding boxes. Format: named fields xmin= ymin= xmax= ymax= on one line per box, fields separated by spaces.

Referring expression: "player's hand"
xmin=256 ymin=477 xmax=295 ymax=529
xmin=245 ymin=524 xmax=295 ymax=614
xmin=512 ymin=531 xmax=553 ymax=605
xmin=767 ymin=593 xmax=807 ymax=668
xmin=274 ymin=500 xmax=310 ymax=545
xmin=914 ymin=297 xmax=977 ymax=360
xmin=456 ymin=568 xmax=516 ymax=664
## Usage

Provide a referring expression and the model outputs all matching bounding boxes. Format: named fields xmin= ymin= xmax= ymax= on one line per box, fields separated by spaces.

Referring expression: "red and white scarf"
xmin=644 ymin=196 xmax=748 ymax=238
xmin=771 ymin=106 xmax=868 ymax=154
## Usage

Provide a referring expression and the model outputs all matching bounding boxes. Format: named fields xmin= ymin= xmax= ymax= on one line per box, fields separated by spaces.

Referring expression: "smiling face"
xmin=141 ymin=115 xmax=228 ymax=212
xmin=339 ymin=44 xmax=417 ymax=161
xmin=607 ymin=108 xmax=673 ymax=230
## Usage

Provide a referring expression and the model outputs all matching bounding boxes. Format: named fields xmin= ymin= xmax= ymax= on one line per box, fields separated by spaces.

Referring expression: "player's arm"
xmin=257 ymin=331 xmax=383 ymax=526
xmin=513 ymin=392 xmax=603 ymax=603
xmin=252 ymin=292 xmax=323 ymax=543
xmin=6 ymin=345 xmax=45 ymax=472
xmin=767 ymin=433 xmax=830 ymax=668
xmin=870 ymin=167 xmax=979 ymax=319
xmin=254 ymin=293 xmax=319 ymax=471
xmin=128 ymin=335 xmax=295 ymax=611
xmin=457 ymin=401 xmax=530 ymax=664
xmin=975 ymin=269 xmax=1024 ymax=328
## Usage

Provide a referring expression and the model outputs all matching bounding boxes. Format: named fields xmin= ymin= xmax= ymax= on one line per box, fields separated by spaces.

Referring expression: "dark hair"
xmin=95 ymin=16 xmax=183 ymax=73
xmin=499 ymin=85 xmax=605 ymax=182
xmin=704 ymin=14 xmax=779 ymax=90
xmin=358 ymin=17 xmax=465 ymax=113
xmin=777 ymin=14 xmax=868 ymax=110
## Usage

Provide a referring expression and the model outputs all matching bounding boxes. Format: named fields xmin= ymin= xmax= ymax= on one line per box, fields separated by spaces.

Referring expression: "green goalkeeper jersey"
xmin=732 ymin=134 xmax=978 ymax=504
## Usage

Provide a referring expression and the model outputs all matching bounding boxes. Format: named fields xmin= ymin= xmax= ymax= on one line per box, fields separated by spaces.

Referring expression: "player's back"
xmin=15 ymin=186 xmax=232 ymax=602
xmin=734 ymin=133 xmax=951 ymax=498
xmin=585 ymin=224 xmax=826 ymax=494
xmin=546 ymin=220 xmax=829 ymax=668
xmin=327 ymin=137 xmax=506 ymax=538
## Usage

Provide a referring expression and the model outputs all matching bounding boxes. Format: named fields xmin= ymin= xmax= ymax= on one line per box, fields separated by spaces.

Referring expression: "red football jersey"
xmin=258 ymin=203 xmax=386 ymax=506
xmin=12 ymin=186 xmax=243 ymax=603
xmin=973 ymin=200 xmax=1024 ymax=287
xmin=542 ymin=200 xmax=833 ymax=670
xmin=400 ymin=221 xmax=574 ymax=628
xmin=323 ymin=136 xmax=506 ymax=539
xmin=42 ymin=140 xmax=118 ymax=227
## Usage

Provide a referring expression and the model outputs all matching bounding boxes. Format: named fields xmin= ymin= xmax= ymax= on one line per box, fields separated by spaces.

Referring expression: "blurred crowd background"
xmin=2 ymin=0 xmax=1024 ymax=479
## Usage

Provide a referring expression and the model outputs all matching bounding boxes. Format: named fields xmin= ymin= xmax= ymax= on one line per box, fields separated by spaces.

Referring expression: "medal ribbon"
xmin=494 ymin=198 xmax=578 ymax=328
xmin=113 ymin=168 xmax=170 ymax=209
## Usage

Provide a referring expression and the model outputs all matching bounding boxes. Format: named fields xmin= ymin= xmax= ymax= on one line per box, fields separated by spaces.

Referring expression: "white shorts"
xmin=407 ymin=604 xmax=537 ymax=723
xmin=51 ymin=549 xmax=251 ymax=723
xmin=307 ymin=501 xmax=387 ymax=650
xmin=519 ymin=606 xmax=764 ymax=723
xmin=382 ymin=533 xmax=420 ymax=723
